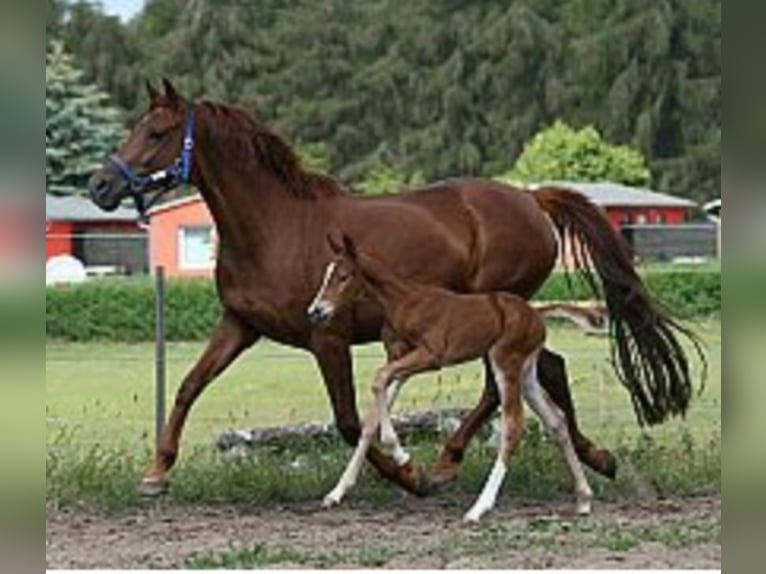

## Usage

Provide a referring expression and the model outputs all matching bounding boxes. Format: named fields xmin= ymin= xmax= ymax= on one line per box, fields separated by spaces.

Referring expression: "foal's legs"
xmin=312 ymin=333 xmax=430 ymax=496
xmin=522 ymin=358 xmax=593 ymax=515
xmin=464 ymin=349 xmax=526 ymax=522
xmin=434 ymin=348 xmax=617 ymax=484
xmin=140 ymin=312 xmax=258 ymax=495
xmin=322 ymin=349 xmax=436 ymax=507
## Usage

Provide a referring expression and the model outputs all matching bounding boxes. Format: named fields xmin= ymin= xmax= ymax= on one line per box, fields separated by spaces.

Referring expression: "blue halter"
xmin=108 ymin=101 xmax=196 ymax=222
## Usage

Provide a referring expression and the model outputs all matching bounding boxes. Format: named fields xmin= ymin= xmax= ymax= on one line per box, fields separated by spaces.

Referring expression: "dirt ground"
xmin=46 ymin=495 xmax=720 ymax=569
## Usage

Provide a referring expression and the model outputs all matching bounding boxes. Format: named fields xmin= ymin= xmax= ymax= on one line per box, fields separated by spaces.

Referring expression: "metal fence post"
xmin=155 ymin=266 xmax=166 ymax=449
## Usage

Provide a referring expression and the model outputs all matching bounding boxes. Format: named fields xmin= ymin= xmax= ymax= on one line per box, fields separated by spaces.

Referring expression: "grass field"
xmin=47 ymin=319 xmax=720 ymax=450
xmin=46 ymin=319 xmax=720 ymax=515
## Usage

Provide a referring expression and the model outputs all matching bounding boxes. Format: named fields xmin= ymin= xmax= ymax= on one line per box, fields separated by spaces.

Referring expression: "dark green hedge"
xmin=46 ymin=268 xmax=719 ymax=342
xmin=46 ymin=278 xmax=221 ymax=343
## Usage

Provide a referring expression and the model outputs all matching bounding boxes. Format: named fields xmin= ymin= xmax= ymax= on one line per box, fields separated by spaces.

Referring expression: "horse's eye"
xmin=148 ymin=130 xmax=166 ymax=143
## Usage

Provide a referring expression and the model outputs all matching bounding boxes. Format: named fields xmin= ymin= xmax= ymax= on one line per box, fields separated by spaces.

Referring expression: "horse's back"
xmin=400 ymin=178 xmax=558 ymax=297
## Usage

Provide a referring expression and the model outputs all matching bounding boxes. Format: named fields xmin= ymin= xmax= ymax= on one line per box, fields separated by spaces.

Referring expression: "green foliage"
xmin=47 ymin=424 xmax=720 ymax=512
xmin=502 ymin=121 xmax=651 ymax=186
xmin=46 ymin=277 xmax=221 ymax=342
xmin=534 ymin=266 xmax=720 ymax=318
xmin=356 ymin=164 xmax=425 ymax=196
xmin=46 ymin=268 xmax=719 ymax=343
xmin=46 ymin=42 xmax=126 ymax=195
xmin=51 ymin=0 xmax=720 ymax=201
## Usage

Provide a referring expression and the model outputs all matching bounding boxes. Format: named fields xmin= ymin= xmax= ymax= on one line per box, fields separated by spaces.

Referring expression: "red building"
xmin=46 ymin=194 xmax=147 ymax=274
xmin=147 ymin=195 xmax=216 ymax=278
xmin=544 ymin=181 xmax=696 ymax=229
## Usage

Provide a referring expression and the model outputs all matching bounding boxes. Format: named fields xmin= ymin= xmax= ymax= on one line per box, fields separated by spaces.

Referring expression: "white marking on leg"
xmin=465 ymin=357 xmax=510 ymax=522
xmin=323 ymin=414 xmax=375 ymax=507
xmin=465 ymin=457 xmax=507 ymax=523
xmin=308 ymin=261 xmax=337 ymax=316
xmin=522 ymin=355 xmax=593 ymax=515
xmin=378 ymin=379 xmax=411 ymax=466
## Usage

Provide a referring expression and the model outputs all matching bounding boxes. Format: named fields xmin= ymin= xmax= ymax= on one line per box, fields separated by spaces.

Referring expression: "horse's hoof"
xmin=406 ymin=464 xmax=434 ymax=498
xmin=587 ymin=448 xmax=618 ymax=480
xmin=322 ymin=493 xmax=341 ymax=508
xmin=576 ymin=493 xmax=593 ymax=516
xmin=138 ymin=477 xmax=168 ymax=498
xmin=599 ymin=450 xmax=618 ymax=481
xmin=429 ymin=463 xmax=459 ymax=487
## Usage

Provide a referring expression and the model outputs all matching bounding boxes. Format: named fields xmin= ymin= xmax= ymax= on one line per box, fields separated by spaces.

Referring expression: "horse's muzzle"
xmin=307 ymin=304 xmax=332 ymax=326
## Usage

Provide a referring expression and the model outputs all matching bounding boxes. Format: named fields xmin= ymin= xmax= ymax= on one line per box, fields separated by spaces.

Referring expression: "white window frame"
xmin=178 ymin=225 xmax=215 ymax=271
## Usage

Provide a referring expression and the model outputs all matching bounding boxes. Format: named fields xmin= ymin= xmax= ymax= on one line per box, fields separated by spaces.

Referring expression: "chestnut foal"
xmin=308 ymin=234 xmax=593 ymax=522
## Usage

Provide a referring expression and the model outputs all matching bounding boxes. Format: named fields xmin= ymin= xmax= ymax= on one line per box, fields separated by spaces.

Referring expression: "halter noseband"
xmin=108 ymin=101 xmax=196 ymax=223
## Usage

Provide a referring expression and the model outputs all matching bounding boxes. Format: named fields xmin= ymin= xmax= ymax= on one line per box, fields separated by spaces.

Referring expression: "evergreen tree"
xmin=46 ymin=42 xmax=126 ymax=196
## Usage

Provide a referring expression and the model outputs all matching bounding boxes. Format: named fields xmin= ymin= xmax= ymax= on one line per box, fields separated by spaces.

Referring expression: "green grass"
xmin=46 ymin=320 xmax=720 ymax=511
xmin=46 ymin=320 xmax=720 ymax=447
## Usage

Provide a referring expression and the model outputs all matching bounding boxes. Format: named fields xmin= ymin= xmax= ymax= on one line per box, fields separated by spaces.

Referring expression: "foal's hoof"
xmin=138 ymin=477 xmax=169 ymax=498
xmin=322 ymin=493 xmax=342 ymax=509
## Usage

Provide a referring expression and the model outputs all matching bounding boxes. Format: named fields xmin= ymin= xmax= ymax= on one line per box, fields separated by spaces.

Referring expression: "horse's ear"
xmin=341 ymin=233 xmax=357 ymax=260
xmin=162 ymin=77 xmax=180 ymax=103
xmin=145 ymin=80 xmax=160 ymax=105
xmin=326 ymin=231 xmax=343 ymax=254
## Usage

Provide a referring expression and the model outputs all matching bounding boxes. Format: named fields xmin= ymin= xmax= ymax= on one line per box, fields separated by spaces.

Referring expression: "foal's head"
xmin=307 ymin=233 xmax=363 ymax=326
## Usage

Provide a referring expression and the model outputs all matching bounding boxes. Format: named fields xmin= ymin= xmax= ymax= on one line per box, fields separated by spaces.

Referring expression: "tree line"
xmin=46 ymin=0 xmax=720 ymax=201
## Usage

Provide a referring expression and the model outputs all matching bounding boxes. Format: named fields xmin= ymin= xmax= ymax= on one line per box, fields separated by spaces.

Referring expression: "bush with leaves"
xmin=501 ymin=121 xmax=651 ymax=187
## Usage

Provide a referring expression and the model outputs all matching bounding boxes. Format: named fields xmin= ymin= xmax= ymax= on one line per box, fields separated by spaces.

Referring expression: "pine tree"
xmin=46 ymin=42 xmax=126 ymax=196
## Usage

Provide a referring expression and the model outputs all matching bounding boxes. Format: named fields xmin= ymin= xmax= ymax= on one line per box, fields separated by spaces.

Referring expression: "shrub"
xmin=46 ymin=267 xmax=719 ymax=342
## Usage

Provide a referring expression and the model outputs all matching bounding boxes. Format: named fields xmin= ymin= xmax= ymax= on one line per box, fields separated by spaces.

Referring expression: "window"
xmin=178 ymin=226 xmax=215 ymax=270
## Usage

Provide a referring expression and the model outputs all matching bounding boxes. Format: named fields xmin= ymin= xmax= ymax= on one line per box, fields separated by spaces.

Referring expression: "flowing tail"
xmin=532 ymin=186 xmax=705 ymax=425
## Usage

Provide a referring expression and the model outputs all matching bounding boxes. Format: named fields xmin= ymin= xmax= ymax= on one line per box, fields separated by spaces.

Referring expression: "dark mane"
xmin=199 ymin=101 xmax=347 ymax=199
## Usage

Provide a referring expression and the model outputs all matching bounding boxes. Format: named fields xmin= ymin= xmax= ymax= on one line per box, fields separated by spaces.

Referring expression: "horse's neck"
xmin=192 ymin=129 xmax=307 ymax=256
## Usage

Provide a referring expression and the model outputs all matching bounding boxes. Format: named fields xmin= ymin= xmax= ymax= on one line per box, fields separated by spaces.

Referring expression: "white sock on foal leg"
xmin=464 ymin=456 xmax=508 ymax=523
xmin=522 ymin=361 xmax=593 ymax=515
xmin=379 ymin=380 xmax=411 ymax=466
xmin=465 ymin=358 xmax=511 ymax=523
xmin=323 ymin=420 xmax=376 ymax=507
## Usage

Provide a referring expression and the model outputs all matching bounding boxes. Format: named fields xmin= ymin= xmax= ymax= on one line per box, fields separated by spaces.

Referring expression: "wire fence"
xmin=46 ymin=332 xmax=722 ymax=451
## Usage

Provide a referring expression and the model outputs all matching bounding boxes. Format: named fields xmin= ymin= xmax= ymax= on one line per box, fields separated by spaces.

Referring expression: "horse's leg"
xmin=312 ymin=334 xmax=431 ymax=496
xmin=140 ymin=312 xmax=258 ymax=495
xmin=432 ymin=355 xmax=499 ymax=484
xmin=465 ymin=349 xmax=525 ymax=522
xmin=523 ymin=355 xmax=593 ymax=515
xmin=537 ymin=348 xmax=617 ymax=479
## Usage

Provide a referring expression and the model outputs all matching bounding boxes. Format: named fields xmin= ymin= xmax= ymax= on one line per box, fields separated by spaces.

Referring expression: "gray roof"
xmin=46 ymin=194 xmax=138 ymax=222
xmin=538 ymin=181 xmax=696 ymax=208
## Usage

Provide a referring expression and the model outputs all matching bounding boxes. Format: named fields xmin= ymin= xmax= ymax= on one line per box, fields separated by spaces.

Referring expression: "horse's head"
xmin=307 ymin=232 xmax=364 ymax=326
xmin=88 ymin=79 xmax=194 ymax=218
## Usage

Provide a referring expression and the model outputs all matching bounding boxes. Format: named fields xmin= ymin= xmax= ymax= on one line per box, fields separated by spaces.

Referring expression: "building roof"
xmin=46 ymin=194 xmax=138 ymax=222
xmin=537 ymin=181 xmax=696 ymax=208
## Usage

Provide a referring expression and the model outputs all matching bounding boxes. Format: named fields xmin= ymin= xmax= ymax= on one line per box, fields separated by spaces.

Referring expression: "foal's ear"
xmin=162 ymin=77 xmax=181 ymax=104
xmin=341 ymin=233 xmax=357 ymax=260
xmin=145 ymin=80 xmax=160 ymax=105
xmin=326 ymin=231 xmax=344 ymax=254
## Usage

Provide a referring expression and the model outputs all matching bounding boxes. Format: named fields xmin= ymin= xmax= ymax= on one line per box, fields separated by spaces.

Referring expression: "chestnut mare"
xmin=310 ymin=233 xmax=593 ymax=522
xmin=88 ymin=80 xmax=699 ymax=497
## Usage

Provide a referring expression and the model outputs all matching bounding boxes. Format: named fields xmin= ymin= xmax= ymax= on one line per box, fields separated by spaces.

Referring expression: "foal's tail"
xmin=533 ymin=301 xmax=608 ymax=334
xmin=532 ymin=186 xmax=705 ymax=426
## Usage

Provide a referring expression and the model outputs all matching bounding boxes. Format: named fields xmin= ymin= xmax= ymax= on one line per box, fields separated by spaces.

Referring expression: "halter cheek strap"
xmin=108 ymin=101 xmax=196 ymax=222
